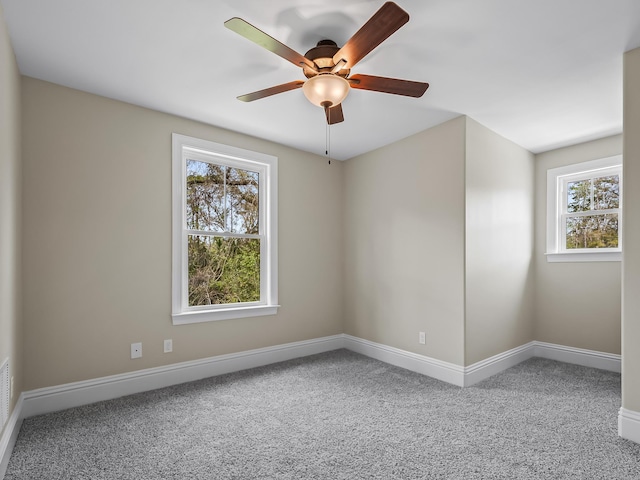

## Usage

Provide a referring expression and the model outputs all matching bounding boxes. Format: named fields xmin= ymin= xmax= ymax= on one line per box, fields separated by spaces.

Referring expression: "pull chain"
xmin=326 ymin=122 xmax=331 ymax=164
xmin=325 ymin=107 xmax=331 ymax=164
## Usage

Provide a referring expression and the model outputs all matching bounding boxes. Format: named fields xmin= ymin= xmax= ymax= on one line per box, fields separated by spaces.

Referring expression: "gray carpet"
xmin=5 ymin=349 xmax=640 ymax=479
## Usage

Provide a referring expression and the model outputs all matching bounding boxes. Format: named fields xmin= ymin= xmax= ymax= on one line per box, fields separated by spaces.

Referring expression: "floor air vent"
xmin=0 ymin=358 xmax=8 ymax=429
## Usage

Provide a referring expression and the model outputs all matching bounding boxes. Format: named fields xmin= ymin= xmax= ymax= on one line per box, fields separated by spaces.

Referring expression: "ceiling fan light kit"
xmin=302 ymin=74 xmax=350 ymax=108
xmin=224 ymin=2 xmax=429 ymax=125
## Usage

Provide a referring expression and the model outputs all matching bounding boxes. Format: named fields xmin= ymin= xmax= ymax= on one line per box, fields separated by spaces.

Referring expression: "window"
xmin=546 ymin=155 xmax=622 ymax=262
xmin=172 ymin=134 xmax=278 ymax=324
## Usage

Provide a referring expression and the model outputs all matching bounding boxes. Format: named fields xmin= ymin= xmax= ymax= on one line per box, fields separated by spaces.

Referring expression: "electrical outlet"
xmin=10 ymin=376 xmax=14 ymax=399
xmin=419 ymin=332 xmax=426 ymax=345
xmin=131 ymin=342 xmax=142 ymax=359
xmin=164 ymin=339 xmax=173 ymax=353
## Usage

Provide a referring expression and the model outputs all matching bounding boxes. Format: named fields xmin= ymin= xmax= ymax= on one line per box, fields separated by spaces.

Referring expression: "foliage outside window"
xmin=172 ymin=134 xmax=278 ymax=324
xmin=546 ymin=155 xmax=622 ymax=262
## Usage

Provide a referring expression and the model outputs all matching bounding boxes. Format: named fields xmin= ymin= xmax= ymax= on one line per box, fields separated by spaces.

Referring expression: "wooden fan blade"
xmin=237 ymin=81 xmax=305 ymax=102
xmin=349 ymin=74 xmax=429 ymax=98
xmin=325 ymin=103 xmax=344 ymax=125
xmin=332 ymin=2 xmax=409 ymax=69
xmin=225 ymin=17 xmax=316 ymax=70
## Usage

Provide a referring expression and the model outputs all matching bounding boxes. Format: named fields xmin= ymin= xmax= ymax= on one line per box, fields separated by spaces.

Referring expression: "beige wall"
xmin=343 ymin=117 xmax=466 ymax=365
xmin=464 ymin=118 xmax=535 ymax=365
xmin=20 ymin=77 xmax=344 ymax=390
xmin=15 ymin=69 xmax=628 ymax=393
xmin=0 ymin=7 xmax=22 ymax=426
xmin=534 ymin=135 xmax=622 ymax=354
xmin=343 ymin=116 xmax=537 ymax=367
xmin=622 ymin=47 xmax=640 ymax=412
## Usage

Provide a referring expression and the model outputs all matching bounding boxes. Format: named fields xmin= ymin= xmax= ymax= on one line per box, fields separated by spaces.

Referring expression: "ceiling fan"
xmin=224 ymin=2 xmax=429 ymax=125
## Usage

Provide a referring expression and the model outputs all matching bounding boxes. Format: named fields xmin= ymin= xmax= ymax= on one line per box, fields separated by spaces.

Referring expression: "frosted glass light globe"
xmin=302 ymin=74 xmax=350 ymax=107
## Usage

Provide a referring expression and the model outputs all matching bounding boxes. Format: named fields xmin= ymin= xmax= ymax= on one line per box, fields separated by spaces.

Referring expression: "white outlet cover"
xmin=131 ymin=342 xmax=142 ymax=359
xmin=164 ymin=339 xmax=173 ymax=353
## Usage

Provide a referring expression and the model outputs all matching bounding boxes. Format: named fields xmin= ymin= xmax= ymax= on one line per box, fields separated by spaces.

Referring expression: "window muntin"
xmin=186 ymin=160 xmax=260 ymax=234
xmin=172 ymin=134 xmax=278 ymax=324
xmin=560 ymin=169 xmax=620 ymax=251
xmin=546 ymin=155 xmax=622 ymax=262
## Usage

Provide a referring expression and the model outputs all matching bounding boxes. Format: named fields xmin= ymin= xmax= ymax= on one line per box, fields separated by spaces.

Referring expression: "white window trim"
xmin=546 ymin=155 xmax=622 ymax=263
xmin=171 ymin=133 xmax=278 ymax=324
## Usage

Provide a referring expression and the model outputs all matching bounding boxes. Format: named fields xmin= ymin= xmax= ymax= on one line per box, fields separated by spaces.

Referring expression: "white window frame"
xmin=546 ymin=155 xmax=622 ymax=263
xmin=172 ymin=133 xmax=278 ymax=324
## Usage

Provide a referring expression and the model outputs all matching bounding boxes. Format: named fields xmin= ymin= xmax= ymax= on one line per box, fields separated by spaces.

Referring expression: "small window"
xmin=546 ymin=155 xmax=622 ymax=262
xmin=172 ymin=134 xmax=278 ymax=324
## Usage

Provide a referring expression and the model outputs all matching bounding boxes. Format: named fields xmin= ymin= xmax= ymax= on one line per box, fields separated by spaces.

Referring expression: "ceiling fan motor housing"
xmin=303 ymin=40 xmax=350 ymax=78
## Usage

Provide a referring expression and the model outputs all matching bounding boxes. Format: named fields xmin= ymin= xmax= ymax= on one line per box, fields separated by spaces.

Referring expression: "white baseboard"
xmin=0 ymin=394 xmax=23 ymax=480
xmin=343 ymin=336 xmax=535 ymax=387
xmin=533 ymin=341 xmax=621 ymax=373
xmin=619 ymin=408 xmax=640 ymax=444
xmin=21 ymin=334 xmax=345 ymax=419
xmin=464 ymin=341 xmax=621 ymax=386
xmin=2 ymin=333 xmax=624 ymax=477
xmin=343 ymin=335 xmax=466 ymax=386
xmin=15 ymin=335 xmax=622 ymax=420
xmin=342 ymin=336 xmax=621 ymax=388
xmin=464 ymin=342 xmax=536 ymax=386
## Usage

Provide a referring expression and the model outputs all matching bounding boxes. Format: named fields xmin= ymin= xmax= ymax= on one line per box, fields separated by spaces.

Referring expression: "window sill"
xmin=172 ymin=305 xmax=280 ymax=325
xmin=545 ymin=251 xmax=621 ymax=263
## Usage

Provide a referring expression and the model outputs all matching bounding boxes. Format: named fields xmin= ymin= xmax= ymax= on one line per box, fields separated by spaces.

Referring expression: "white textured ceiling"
xmin=2 ymin=0 xmax=640 ymax=160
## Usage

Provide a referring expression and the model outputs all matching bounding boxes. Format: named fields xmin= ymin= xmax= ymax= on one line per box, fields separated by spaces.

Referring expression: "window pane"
xmin=593 ymin=175 xmax=619 ymax=210
xmin=227 ymin=167 xmax=259 ymax=234
xmin=188 ymin=235 xmax=260 ymax=306
xmin=186 ymin=160 xmax=226 ymax=231
xmin=566 ymin=214 xmax=618 ymax=249
xmin=566 ymin=179 xmax=591 ymax=213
